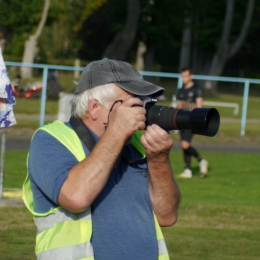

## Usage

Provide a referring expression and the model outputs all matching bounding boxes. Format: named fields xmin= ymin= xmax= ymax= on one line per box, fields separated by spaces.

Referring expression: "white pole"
xmin=74 ymin=59 xmax=81 ymax=79
xmin=57 ymin=92 xmax=73 ymax=122
xmin=0 ymin=133 xmax=6 ymax=199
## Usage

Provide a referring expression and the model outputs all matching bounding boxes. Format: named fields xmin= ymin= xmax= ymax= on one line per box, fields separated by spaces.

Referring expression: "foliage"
xmin=1 ymin=0 xmax=260 ymax=77
xmin=135 ymin=0 xmax=185 ymax=69
xmin=76 ymin=0 xmax=259 ymax=76
xmin=0 ymin=0 xmax=43 ymax=33
xmin=77 ymin=0 xmax=128 ymax=61
xmin=37 ymin=0 xmax=84 ymax=61
xmin=73 ymin=0 xmax=107 ymax=32
xmin=0 ymin=0 xmax=44 ymax=56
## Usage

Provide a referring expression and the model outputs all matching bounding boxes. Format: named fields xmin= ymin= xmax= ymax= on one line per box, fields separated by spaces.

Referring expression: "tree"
xmin=37 ymin=0 xmax=86 ymax=62
xmin=103 ymin=0 xmax=140 ymax=60
xmin=136 ymin=0 xmax=185 ymax=72
xmin=179 ymin=2 xmax=193 ymax=71
xmin=0 ymin=0 xmax=43 ymax=54
xmin=21 ymin=0 xmax=50 ymax=78
xmin=205 ymin=0 xmax=255 ymax=90
xmin=76 ymin=0 xmax=185 ymax=70
xmin=36 ymin=0 xmax=107 ymax=63
xmin=23 ymin=0 xmax=257 ymax=80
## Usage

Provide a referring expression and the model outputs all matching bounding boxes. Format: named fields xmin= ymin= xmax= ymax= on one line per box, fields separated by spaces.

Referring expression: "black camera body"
xmin=140 ymin=97 xmax=220 ymax=137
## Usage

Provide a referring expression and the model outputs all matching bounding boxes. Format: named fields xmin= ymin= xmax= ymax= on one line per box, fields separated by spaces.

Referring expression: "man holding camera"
xmin=23 ymin=58 xmax=180 ymax=260
xmin=176 ymin=68 xmax=208 ymax=178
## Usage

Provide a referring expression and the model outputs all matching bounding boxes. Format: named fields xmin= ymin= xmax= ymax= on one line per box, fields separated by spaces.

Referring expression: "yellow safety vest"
xmin=23 ymin=120 xmax=169 ymax=260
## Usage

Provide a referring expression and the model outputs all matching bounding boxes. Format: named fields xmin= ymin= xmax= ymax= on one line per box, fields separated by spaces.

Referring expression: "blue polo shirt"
xmin=28 ymin=122 xmax=158 ymax=260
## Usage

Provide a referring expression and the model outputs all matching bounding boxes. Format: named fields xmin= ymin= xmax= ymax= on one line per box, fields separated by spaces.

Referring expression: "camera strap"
xmin=69 ymin=116 xmax=96 ymax=152
xmin=69 ymin=116 xmax=146 ymax=164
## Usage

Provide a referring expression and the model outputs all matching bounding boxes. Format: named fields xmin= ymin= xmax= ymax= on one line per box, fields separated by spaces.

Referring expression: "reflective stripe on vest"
xmin=36 ymin=208 xmax=93 ymax=260
xmin=37 ymin=242 xmax=93 ymax=260
xmin=23 ymin=120 xmax=169 ymax=260
xmin=154 ymin=215 xmax=170 ymax=259
xmin=34 ymin=208 xmax=91 ymax=234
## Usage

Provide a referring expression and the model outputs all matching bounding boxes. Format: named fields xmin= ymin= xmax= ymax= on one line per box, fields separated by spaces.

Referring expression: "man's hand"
xmin=107 ymin=97 xmax=146 ymax=141
xmin=141 ymin=124 xmax=180 ymax=227
xmin=140 ymin=124 xmax=173 ymax=162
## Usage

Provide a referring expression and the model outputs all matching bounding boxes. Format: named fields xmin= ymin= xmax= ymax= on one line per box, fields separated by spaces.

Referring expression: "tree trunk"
xmin=135 ymin=41 xmax=146 ymax=71
xmin=0 ymin=25 xmax=13 ymax=53
xmin=103 ymin=0 xmax=140 ymax=60
xmin=191 ymin=15 xmax=206 ymax=74
xmin=204 ymin=55 xmax=227 ymax=91
xmin=143 ymin=44 xmax=155 ymax=82
xmin=208 ymin=0 xmax=234 ymax=77
xmin=0 ymin=39 xmax=5 ymax=52
xmin=205 ymin=0 xmax=255 ymax=92
xmin=21 ymin=0 xmax=50 ymax=78
xmin=179 ymin=16 xmax=192 ymax=71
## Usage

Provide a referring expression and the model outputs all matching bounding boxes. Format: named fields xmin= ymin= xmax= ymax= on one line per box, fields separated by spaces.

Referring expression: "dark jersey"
xmin=177 ymin=83 xmax=203 ymax=111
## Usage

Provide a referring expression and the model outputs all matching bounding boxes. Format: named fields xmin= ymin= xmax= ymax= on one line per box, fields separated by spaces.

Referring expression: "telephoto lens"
xmin=145 ymin=104 xmax=220 ymax=137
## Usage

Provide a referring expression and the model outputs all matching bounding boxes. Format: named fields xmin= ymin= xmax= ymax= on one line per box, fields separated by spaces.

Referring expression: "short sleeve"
xmin=28 ymin=130 xmax=79 ymax=204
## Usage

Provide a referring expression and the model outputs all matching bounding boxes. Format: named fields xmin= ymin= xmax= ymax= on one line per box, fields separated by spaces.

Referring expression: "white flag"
xmin=0 ymin=48 xmax=16 ymax=129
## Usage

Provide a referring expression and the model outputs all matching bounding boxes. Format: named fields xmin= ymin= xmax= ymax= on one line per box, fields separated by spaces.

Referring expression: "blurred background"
xmin=0 ymin=0 xmax=260 ymax=259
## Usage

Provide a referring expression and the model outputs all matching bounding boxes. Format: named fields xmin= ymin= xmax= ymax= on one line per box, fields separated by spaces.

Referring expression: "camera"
xmin=140 ymin=97 xmax=220 ymax=137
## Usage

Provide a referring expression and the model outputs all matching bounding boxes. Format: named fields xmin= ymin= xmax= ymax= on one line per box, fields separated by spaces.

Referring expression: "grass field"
xmin=165 ymin=151 xmax=260 ymax=260
xmin=1 ymin=150 xmax=260 ymax=260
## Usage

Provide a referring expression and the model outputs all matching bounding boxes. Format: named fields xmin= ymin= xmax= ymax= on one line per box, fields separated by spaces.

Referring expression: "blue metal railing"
xmin=5 ymin=61 xmax=260 ymax=136
xmin=6 ymin=61 xmax=84 ymax=126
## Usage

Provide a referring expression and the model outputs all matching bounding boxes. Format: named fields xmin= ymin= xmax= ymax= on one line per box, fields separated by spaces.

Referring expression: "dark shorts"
xmin=180 ymin=129 xmax=193 ymax=142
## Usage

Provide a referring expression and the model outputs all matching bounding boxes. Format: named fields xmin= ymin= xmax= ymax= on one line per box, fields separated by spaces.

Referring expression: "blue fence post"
xmin=40 ymin=66 xmax=48 ymax=127
xmin=177 ymin=76 xmax=182 ymax=89
xmin=240 ymin=81 xmax=250 ymax=136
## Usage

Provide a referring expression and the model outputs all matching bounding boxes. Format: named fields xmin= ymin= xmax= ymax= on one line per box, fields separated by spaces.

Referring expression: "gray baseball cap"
xmin=75 ymin=58 xmax=164 ymax=97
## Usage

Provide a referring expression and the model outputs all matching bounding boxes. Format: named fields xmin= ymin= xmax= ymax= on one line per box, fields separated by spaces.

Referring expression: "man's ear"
xmin=88 ymin=100 xmax=99 ymax=120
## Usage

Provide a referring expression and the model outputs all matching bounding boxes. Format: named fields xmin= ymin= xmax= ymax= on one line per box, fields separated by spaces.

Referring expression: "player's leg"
xmin=178 ymin=131 xmax=193 ymax=178
xmin=178 ymin=130 xmax=208 ymax=178
xmin=185 ymin=144 xmax=208 ymax=176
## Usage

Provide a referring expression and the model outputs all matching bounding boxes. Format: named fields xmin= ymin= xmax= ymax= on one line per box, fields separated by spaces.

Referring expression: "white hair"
xmin=70 ymin=83 xmax=117 ymax=118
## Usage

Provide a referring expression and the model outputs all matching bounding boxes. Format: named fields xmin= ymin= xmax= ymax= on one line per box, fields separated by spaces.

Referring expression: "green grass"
xmin=1 ymin=150 xmax=260 ymax=259
xmin=170 ymin=152 xmax=259 ymax=207
xmin=4 ymin=151 xmax=28 ymax=188
xmin=0 ymin=207 xmax=36 ymax=260
xmin=14 ymin=98 xmax=58 ymax=115
xmin=163 ymin=151 xmax=260 ymax=259
xmin=10 ymin=119 xmax=53 ymax=129
xmin=212 ymin=122 xmax=260 ymax=144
